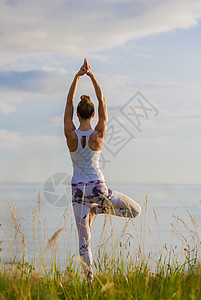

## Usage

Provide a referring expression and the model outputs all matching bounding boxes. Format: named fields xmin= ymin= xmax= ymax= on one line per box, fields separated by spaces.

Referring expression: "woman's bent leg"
xmin=93 ymin=184 xmax=141 ymax=218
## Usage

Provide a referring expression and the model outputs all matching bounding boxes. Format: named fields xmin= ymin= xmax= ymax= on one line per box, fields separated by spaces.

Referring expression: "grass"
xmin=0 ymin=192 xmax=201 ymax=299
xmin=0 ymin=258 xmax=201 ymax=299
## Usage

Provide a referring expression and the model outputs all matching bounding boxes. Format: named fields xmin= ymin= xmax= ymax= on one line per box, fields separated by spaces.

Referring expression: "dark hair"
xmin=77 ymin=95 xmax=95 ymax=119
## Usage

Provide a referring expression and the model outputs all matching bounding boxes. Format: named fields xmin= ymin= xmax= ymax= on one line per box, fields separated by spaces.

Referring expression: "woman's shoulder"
xmin=88 ymin=129 xmax=105 ymax=151
xmin=66 ymin=129 xmax=77 ymax=139
xmin=66 ymin=130 xmax=78 ymax=152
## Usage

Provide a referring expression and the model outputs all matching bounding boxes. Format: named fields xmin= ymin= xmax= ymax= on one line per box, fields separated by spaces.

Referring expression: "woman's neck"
xmin=78 ymin=120 xmax=92 ymax=131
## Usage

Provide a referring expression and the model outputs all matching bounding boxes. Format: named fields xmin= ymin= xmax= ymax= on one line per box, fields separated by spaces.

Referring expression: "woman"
xmin=64 ymin=59 xmax=141 ymax=280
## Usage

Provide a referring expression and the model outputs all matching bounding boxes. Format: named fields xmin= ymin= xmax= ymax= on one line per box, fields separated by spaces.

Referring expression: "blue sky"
xmin=0 ymin=0 xmax=201 ymax=184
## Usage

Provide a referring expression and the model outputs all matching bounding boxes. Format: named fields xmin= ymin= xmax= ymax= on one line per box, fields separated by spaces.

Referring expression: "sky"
xmin=0 ymin=0 xmax=201 ymax=184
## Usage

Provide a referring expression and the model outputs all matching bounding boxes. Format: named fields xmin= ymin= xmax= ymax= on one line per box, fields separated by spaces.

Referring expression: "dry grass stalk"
xmin=186 ymin=210 xmax=199 ymax=230
xmin=32 ymin=205 xmax=36 ymax=249
xmin=37 ymin=190 xmax=41 ymax=213
xmin=20 ymin=232 xmax=27 ymax=261
xmin=7 ymin=201 xmax=28 ymax=261
xmin=7 ymin=201 xmax=20 ymax=238
xmin=142 ymin=195 xmax=148 ymax=255
xmin=44 ymin=228 xmax=64 ymax=252
xmin=173 ymin=210 xmax=201 ymax=256
xmin=37 ymin=190 xmax=42 ymax=226
xmin=152 ymin=207 xmax=158 ymax=223
xmin=147 ymin=224 xmax=157 ymax=255
xmin=74 ymin=255 xmax=90 ymax=273
xmin=101 ymin=281 xmax=114 ymax=295
xmin=43 ymin=213 xmax=48 ymax=242
xmin=31 ymin=270 xmax=44 ymax=281
xmin=170 ymin=222 xmax=188 ymax=245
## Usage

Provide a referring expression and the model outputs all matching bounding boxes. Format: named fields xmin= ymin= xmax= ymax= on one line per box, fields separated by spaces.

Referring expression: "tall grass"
xmin=0 ymin=191 xmax=201 ymax=299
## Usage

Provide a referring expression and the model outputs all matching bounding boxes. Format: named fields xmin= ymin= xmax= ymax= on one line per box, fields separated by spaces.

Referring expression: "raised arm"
xmin=86 ymin=67 xmax=108 ymax=137
xmin=64 ymin=62 xmax=87 ymax=137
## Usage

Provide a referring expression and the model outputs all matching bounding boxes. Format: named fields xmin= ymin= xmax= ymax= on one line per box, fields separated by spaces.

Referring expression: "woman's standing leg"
xmin=72 ymin=200 xmax=94 ymax=280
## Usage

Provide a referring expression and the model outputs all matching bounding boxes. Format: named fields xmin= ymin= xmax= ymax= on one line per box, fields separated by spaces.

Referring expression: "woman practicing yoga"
xmin=64 ymin=58 xmax=141 ymax=280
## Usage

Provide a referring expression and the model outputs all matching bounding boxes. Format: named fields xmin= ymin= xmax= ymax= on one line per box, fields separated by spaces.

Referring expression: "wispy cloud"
xmin=0 ymin=0 xmax=201 ymax=62
xmin=0 ymin=130 xmax=22 ymax=149
xmin=0 ymin=68 xmax=68 ymax=94
xmin=0 ymin=129 xmax=64 ymax=150
xmin=52 ymin=116 xmax=63 ymax=127
xmin=131 ymin=83 xmax=200 ymax=91
xmin=0 ymin=102 xmax=16 ymax=114
xmin=0 ymin=66 xmax=199 ymax=116
xmin=161 ymin=108 xmax=201 ymax=124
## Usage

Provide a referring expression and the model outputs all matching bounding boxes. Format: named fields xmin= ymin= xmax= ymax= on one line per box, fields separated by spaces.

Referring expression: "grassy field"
xmin=0 ymin=195 xmax=201 ymax=299
xmin=0 ymin=256 xmax=201 ymax=299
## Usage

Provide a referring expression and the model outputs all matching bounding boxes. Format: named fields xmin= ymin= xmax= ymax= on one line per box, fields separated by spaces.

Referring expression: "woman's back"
xmin=70 ymin=129 xmax=105 ymax=184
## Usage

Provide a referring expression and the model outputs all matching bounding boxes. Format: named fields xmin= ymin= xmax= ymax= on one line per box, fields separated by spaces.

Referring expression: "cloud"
xmin=0 ymin=129 xmax=22 ymax=149
xmin=52 ymin=116 xmax=63 ymax=127
xmin=0 ymin=129 xmax=64 ymax=150
xmin=0 ymin=68 xmax=68 ymax=94
xmin=138 ymin=106 xmax=201 ymax=134
xmin=0 ymin=0 xmax=201 ymax=61
xmin=0 ymin=68 xmax=73 ymax=114
xmin=0 ymin=129 xmax=68 ymax=182
xmin=1 ymin=66 xmax=199 ymax=117
xmin=0 ymin=102 xmax=16 ymax=114
xmin=1 ymin=68 xmax=197 ymax=96
xmin=131 ymin=83 xmax=200 ymax=91
xmin=161 ymin=108 xmax=201 ymax=124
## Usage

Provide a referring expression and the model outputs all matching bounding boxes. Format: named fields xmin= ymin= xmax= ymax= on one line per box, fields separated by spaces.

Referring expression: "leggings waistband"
xmin=71 ymin=180 xmax=106 ymax=187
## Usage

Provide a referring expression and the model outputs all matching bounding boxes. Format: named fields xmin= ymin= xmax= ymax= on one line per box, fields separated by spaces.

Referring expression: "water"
xmin=0 ymin=182 xmax=201 ymax=267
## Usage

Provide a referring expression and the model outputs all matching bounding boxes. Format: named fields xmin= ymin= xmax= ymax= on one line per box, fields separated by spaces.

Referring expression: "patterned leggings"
xmin=72 ymin=180 xmax=141 ymax=279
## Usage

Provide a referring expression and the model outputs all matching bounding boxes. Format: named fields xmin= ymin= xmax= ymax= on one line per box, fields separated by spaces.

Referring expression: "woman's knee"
xmin=135 ymin=203 xmax=141 ymax=218
xmin=121 ymin=194 xmax=141 ymax=218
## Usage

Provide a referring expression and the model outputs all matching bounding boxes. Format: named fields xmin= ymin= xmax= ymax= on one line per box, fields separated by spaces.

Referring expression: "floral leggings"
xmin=72 ymin=180 xmax=141 ymax=279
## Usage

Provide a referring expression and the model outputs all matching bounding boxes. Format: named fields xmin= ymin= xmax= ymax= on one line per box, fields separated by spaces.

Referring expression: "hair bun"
xmin=77 ymin=95 xmax=94 ymax=119
xmin=80 ymin=95 xmax=90 ymax=102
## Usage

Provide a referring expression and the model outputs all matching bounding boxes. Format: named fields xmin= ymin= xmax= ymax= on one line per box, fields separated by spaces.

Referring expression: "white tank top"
xmin=70 ymin=129 xmax=105 ymax=184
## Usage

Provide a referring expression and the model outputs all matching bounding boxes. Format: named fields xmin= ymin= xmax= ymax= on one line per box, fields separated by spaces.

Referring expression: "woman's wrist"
xmin=75 ymin=73 xmax=80 ymax=80
xmin=87 ymin=71 xmax=94 ymax=78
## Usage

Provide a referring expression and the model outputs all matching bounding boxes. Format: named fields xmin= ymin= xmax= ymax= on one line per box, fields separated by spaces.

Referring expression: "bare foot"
xmin=89 ymin=205 xmax=96 ymax=231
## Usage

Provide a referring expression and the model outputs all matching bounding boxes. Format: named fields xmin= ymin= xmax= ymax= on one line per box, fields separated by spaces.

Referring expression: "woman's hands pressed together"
xmin=76 ymin=58 xmax=92 ymax=77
